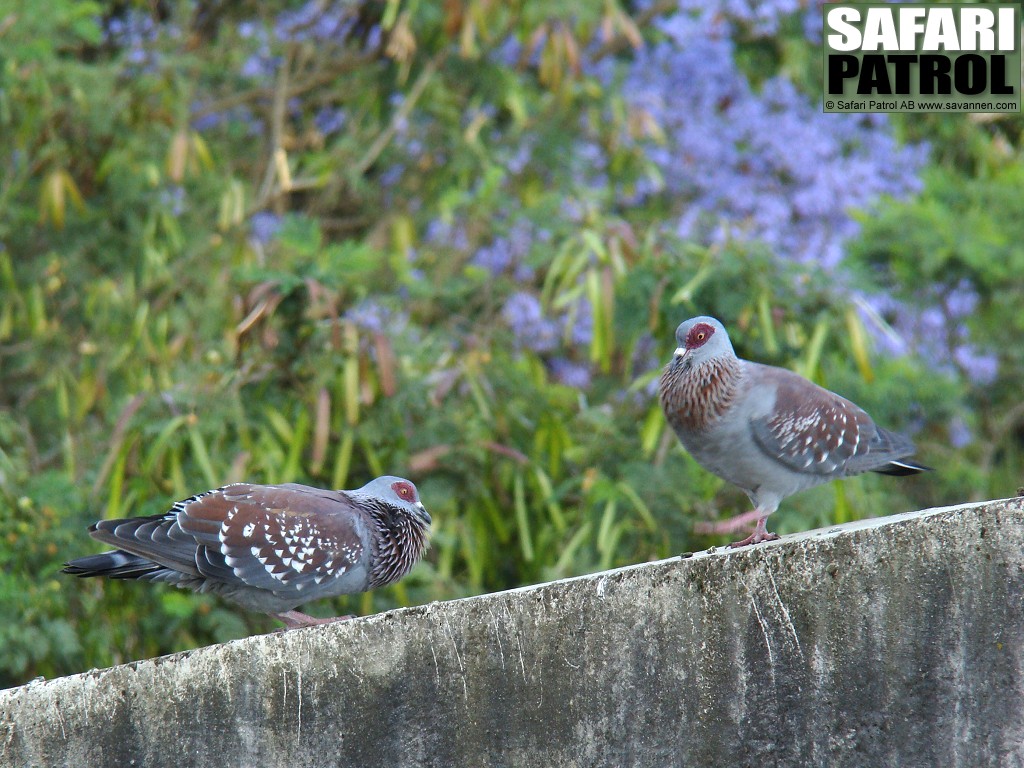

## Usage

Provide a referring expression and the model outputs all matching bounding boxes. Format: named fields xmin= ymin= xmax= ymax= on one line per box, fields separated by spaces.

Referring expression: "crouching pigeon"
xmin=659 ymin=316 xmax=928 ymax=547
xmin=64 ymin=476 xmax=431 ymax=628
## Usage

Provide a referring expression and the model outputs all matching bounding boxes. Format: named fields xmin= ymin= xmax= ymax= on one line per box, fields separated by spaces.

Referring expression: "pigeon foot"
xmin=729 ymin=530 xmax=781 ymax=548
xmin=728 ymin=516 xmax=779 ymax=548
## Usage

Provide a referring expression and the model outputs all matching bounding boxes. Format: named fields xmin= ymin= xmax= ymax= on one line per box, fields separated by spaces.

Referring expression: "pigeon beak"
xmin=673 ymin=346 xmax=688 ymax=360
xmin=415 ymin=502 xmax=432 ymax=526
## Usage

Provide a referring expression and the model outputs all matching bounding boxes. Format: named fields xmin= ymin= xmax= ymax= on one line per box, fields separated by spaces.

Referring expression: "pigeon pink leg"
xmin=729 ymin=511 xmax=780 ymax=548
xmin=693 ymin=508 xmax=763 ymax=535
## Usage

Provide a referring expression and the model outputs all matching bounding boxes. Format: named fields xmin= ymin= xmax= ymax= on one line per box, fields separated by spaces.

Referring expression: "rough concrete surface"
xmin=2 ymin=498 xmax=1024 ymax=768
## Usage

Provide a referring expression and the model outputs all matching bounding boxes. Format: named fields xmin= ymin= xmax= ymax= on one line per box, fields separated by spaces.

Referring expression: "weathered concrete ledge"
xmin=3 ymin=498 xmax=1024 ymax=767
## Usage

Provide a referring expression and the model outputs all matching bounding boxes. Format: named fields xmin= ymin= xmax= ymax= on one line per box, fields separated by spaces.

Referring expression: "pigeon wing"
xmin=176 ymin=483 xmax=369 ymax=596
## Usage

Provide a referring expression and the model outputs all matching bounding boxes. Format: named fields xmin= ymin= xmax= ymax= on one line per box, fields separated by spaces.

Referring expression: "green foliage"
xmin=0 ymin=0 xmax=1020 ymax=689
xmin=847 ymin=145 xmax=1024 ymax=503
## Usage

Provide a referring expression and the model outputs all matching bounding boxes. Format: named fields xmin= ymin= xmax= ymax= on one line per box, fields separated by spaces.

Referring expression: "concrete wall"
xmin=3 ymin=498 xmax=1024 ymax=768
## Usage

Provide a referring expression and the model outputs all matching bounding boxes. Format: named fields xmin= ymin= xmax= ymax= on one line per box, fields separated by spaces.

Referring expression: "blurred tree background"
xmin=1 ymin=0 xmax=1021 ymax=687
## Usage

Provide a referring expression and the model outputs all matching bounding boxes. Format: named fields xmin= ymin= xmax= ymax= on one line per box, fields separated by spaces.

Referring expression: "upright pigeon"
xmin=64 ymin=476 xmax=431 ymax=628
xmin=659 ymin=316 xmax=928 ymax=546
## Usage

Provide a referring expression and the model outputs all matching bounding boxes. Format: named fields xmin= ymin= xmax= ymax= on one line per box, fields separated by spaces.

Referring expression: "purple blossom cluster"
xmin=338 ymin=299 xmax=414 ymax=362
xmin=947 ymin=415 xmax=972 ymax=449
xmin=857 ymin=282 xmax=998 ymax=385
xmin=273 ymin=2 xmax=359 ymax=42
xmin=423 ymin=219 xmax=470 ymax=252
xmin=859 ymin=285 xmax=993 ymax=445
xmin=159 ymin=186 xmax=186 ymax=217
xmin=371 ymin=95 xmax=447 ymax=200
xmin=344 ymin=299 xmax=410 ymax=344
xmin=314 ymin=107 xmax=348 ymax=137
xmin=502 ymin=292 xmax=560 ymax=353
xmin=249 ymin=212 xmax=283 ymax=245
xmin=236 ymin=20 xmax=277 ymax=79
xmin=676 ymin=0 xmax=809 ymax=36
xmin=421 ymin=213 xmax=593 ymax=386
xmin=507 ymin=292 xmax=590 ymax=350
xmin=498 ymin=136 xmax=535 ymax=175
xmin=548 ymin=357 xmax=592 ymax=389
xmin=194 ymin=3 xmax=369 ymax=138
xmin=236 ymin=2 xmax=368 ymax=78
xmin=469 ymin=220 xmax=539 ymax=282
xmin=422 ymin=215 xmax=551 ymax=283
xmin=620 ymin=8 xmax=928 ymax=270
xmin=501 ymin=291 xmax=595 ymax=389
xmin=420 ymin=204 xmax=589 ymax=384
xmin=104 ymin=10 xmax=165 ymax=70
xmin=191 ymin=104 xmax=263 ymax=135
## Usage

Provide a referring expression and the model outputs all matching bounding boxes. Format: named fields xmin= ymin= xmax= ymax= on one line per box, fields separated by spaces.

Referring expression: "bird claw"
xmin=729 ymin=530 xmax=781 ymax=548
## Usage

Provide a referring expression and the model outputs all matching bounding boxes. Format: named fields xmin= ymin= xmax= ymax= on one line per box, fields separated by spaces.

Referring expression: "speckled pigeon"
xmin=659 ymin=316 xmax=928 ymax=547
xmin=63 ymin=476 xmax=431 ymax=628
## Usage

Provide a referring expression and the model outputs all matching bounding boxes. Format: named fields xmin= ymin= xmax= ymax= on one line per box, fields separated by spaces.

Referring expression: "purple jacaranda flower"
xmin=105 ymin=10 xmax=163 ymax=71
xmin=191 ymin=104 xmax=263 ymax=135
xmin=241 ymin=51 xmax=277 ymax=78
xmin=611 ymin=4 xmax=927 ymax=271
xmin=314 ymin=107 xmax=347 ymax=136
xmin=378 ymin=165 xmax=404 ymax=188
xmin=944 ymin=280 xmax=979 ymax=316
xmin=948 ymin=416 xmax=973 ymax=449
xmin=160 ymin=186 xmax=186 ymax=217
xmin=503 ymin=140 xmax=534 ymax=174
xmin=503 ymin=292 xmax=559 ymax=353
xmin=549 ymin=358 xmax=592 ymax=389
xmin=238 ymin=20 xmax=261 ymax=38
xmin=344 ymin=299 xmax=409 ymax=339
xmin=471 ymin=239 xmax=514 ymax=276
xmin=424 ymin=219 xmax=470 ymax=252
xmin=568 ymin=298 xmax=593 ymax=347
xmin=857 ymin=291 xmax=997 ymax=384
xmin=953 ymin=345 xmax=999 ymax=385
xmin=249 ymin=212 xmax=282 ymax=245
xmin=490 ymin=35 xmax=521 ymax=68
xmin=470 ymin=219 xmax=537 ymax=279
xmin=364 ymin=25 xmax=382 ymax=50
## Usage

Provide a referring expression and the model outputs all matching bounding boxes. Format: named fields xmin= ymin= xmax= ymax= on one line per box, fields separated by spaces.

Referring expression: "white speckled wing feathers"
xmin=746 ymin=364 xmax=917 ymax=477
xmin=176 ymin=483 xmax=368 ymax=595
xmin=85 ymin=483 xmax=371 ymax=599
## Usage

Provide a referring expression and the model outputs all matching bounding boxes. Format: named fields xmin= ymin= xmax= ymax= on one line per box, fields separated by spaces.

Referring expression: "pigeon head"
xmin=354 ymin=475 xmax=431 ymax=526
xmin=673 ymin=316 xmax=735 ymax=369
